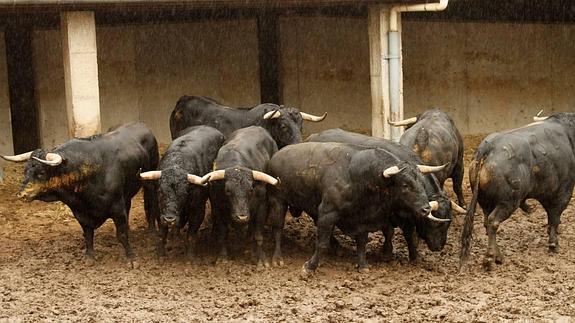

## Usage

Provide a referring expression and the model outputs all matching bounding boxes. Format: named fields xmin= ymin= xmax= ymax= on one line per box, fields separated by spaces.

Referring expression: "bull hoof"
xmin=482 ymin=257 xmax=494 ymax=271
xmin=357 ymin=265 xmax=370 ymax=273
xmin=272 ymin=257 xmax=285 ymax=267
xmin=215 ymin=257 xmax=228 ymax=265
xmin=158 ymin=256 xmax=166 ymax=265
xmin=548 ymin=243 xmax=558 ymax=253
xmin=256 ymin=259 xmax=270 ymax=268
xmin=84 ymin=256 xmax=95 ymax=267
xmin=130 ymin=260 xmax=140 ymax=269
xmin=382 ymin=252 xmax=394 ymax=263
xmin=300 ymin=264 xmax=315 ymax=278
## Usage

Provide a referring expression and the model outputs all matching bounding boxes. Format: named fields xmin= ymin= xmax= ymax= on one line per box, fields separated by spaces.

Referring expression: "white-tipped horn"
xmin=187 ymin=174 xmax=207 ymax=186
xmin=451 ymin=200 xmax=467 ymax=214
xmin=140 ymin=170 xmax=162 ymax=180
xmin=533 ymin=109 xmax=548 ymax=121
xmin=201 ymin=170 xmax=226 ymax=182
xmin=263 ymin=110 xmax=281 ymax=120
xmin=252 ymin=170 xmax=279 ymax=185
xmin=383 ymin=165 xmax=402 ymax=178
xmin=300 ymin=112 xmax=327 ymax=122
xmin=427 ymin=213 xmax=451 ymax=223
xmin=388 ymin=116 xmax=417 ymax=127
xmin=417 ymin=164 xmax=447 ymax=174
xmin=429 ymin=201 xmax=439 ymax=211
xmin=1 ymin=151 xmax=34 ymax=162
xmin=32 ymin=153 xmax=63 ymax=166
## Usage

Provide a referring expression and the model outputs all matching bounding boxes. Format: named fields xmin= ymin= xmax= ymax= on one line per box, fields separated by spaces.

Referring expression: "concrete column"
xmin=368 ymin=5 xmax=391 ymax=139
xmin=60 ymin=11 xmax=101 ymax=138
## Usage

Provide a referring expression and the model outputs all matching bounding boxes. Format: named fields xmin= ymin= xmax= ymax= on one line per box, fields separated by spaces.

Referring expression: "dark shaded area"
xmin=257 ymin=11 xmax=281 ymax=105
xmin=5 ymin=25 xmax=40 ymax=154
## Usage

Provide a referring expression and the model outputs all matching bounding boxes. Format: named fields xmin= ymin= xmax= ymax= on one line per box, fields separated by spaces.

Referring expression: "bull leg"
xmin=303 ymin=210 xmax=337 ymax=275
xmin=355 ymin=232 xmax=369 ymax=272
xmin=253 ymin=201 xmax=268 ymax=267
xmin=186 ymin=201 xmax=206 ymax=263
xmin=143 ymin=182 xmax=159 ymax=232
xmin=214 ymin=209 xmax=229 ymax=265
xmin=81 ymin=224 xmax=95 ymax=266
xmin=484 ymin=204 xmax=514 ymax=269
xmin=269 ymin=195 xmax=288 ymax=267
xmin=402 ymin=225 xmax=419 ymax=262
xmin=156 ymin=224 xmax=168 ymax=264
xmin=452 ymin=160 xmax=466 ymax=207
xmin=381 ymin=223 xmax=394 ymax=262
xmin=542 ymin=196 xmax=570 ymax=252
xmin=111 ymin=201 xmax=136 ymax=267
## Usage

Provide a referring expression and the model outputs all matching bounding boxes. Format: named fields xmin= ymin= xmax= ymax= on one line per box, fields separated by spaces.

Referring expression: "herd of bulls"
xmin=3 ymin=95 xmax=575 ymax=273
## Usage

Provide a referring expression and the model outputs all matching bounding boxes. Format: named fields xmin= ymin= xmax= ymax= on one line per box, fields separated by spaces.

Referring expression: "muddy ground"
xmin=1 ymin=136 xmax=575 ymax=322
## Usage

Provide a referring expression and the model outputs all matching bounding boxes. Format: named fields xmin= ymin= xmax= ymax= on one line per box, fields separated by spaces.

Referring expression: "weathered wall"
xmin=0 ymin=30 xmax=14 ymax=155
xmin=280 ymin=16 xmax=372 ymax=136
xmin=402 ymin=21 xmax=575 ymax=135
xmin=32 ymin=19 xmax=260 ymax=147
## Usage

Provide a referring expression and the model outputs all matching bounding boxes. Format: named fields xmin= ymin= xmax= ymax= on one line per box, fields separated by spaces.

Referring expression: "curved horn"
xmin=263 ymin=110 xmax=281 ymax=120
xmin=451 ymin=200 xmax=467 ymax=214
xmin=427 ymin=213 xmax=451 ymax=223
xmin=32 ymin=153 xmax=63 ymax=166
xmin=140 ymin=170 xmax=162 ymax=180
xmin=429 ymin=201 xmax=439 ymax=211
xmin=1 ymin=151 xmax=34 ymax=162
xmin=388 ymin=116 xmax=417 ymax=127
xmin=187 ymin=174 xmax=207 ymax=186
xmin=300 ymin=112 xmax=327 ymax=122
xmin=201 ymin=170 xmax=226 ymax=183
xmin=417 ymin=164 xmax=447 ymax=174
xmin=252 ymin=170 xmax=279 ymax=186
xmin=533 ymin=109 xmax=548 ymax=121
xmin=383 ymin=165 xmax=402 ymax=178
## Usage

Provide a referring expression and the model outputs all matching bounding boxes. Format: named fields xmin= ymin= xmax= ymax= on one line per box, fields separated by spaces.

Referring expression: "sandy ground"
xmin=1 ymin=136 xmax=575 ymax=322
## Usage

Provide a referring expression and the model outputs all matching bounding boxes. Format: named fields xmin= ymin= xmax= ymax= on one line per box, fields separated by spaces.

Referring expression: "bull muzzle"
xmin=233 ymin=214 xmax=250 ymax=224
xmin=161 ymin=214 xmax=178 ymax=227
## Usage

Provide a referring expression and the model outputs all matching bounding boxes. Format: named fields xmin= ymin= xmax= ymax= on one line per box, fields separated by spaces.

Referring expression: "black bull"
xmin=1 ymin=123 xmax=159 ymax=266
xmin=390 ymin=108 xmax=466 ymax=206
xmin=266 ymin=142 xmax=447 ymax=274
xmin=169 ymin=95 xmax=326 ymax=148
xmin=460 ymin=113 xmax=575 ymax=269
xmin=139 ymin=126 xmax=225 ymax=263
xmin=307 ymin=128 xmax=466 ymax=261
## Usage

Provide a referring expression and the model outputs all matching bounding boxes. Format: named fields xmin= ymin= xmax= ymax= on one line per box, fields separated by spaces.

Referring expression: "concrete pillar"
xmin=60 ymin=11 xmax=101 ymax=138
xmin=368 ymin=5 xmax=391 ymax=139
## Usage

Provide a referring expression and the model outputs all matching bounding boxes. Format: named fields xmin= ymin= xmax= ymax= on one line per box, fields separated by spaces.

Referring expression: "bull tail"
xmin=459 ymin=157 xmax=484 ymax=270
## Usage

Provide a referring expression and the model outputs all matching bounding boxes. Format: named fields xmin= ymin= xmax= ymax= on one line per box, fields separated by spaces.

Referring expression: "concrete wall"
xmin=4 ymin=17 xmax=574 ymax=150
xmin=0 ymin=30 xmax=14 ymax=155
xmin=402 ymin=21 xmax=575 ymax=135
xmin=32 ymin=19 xmax=260 ymax=147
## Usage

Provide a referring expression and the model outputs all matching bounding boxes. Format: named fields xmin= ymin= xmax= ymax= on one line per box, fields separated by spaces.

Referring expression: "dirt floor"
xmin=2 ymin=135 xmax=575 ymax=322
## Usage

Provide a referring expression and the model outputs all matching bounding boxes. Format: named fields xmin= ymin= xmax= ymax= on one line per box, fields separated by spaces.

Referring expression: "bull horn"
xmin=187 ymin=174 xmax=207 ymax=186
xmin=252 ymin=170 xmax=279 ymax=186
xmin=263 ymin=110 xmax=281 ymax=120
xmin=1 ymin=151 xmax=34 ymax=162
xmin=429 ymin=201 xmax=439 ymax=211
xmin=140 ymin=171 xmax=162 ymax=180
xmin=533 ymin=109 xmax=548 ymax=121
xmin=383 ymin=165 xmax=402 ymax=178
xmin=451 ymin=200 xmax=467 ymax=214
xmin=300 ymin=112 xmax=327 ymax=122
xmin=201 ymin=170 xmax=226 ymax=182
xmin=388 ymin=116 xmax=417 ymax=127
xmin=32 ymin=153 xmax=63 ymax=166
xmin=427 ymin=213 xmax=451 ymax=223
xmin=417 ymin=164 xmax=447 ymax=174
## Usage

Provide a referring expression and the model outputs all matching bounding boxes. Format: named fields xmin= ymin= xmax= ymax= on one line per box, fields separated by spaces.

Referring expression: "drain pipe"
xmin=387 ymin=0 xmax=448 ymax=141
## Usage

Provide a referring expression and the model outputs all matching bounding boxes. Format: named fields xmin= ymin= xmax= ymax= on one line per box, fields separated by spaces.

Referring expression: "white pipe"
xmin=387 ymin=0 xmax=448 ymax=141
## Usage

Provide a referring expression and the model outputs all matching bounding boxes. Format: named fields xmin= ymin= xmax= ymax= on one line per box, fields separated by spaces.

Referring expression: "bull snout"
xmin=161 ymin=214 xmax=178 ymax=227
xmin=419 ymin=205 xmax=432 ymax=217
xmin=233 ymin=214 xmax=250 ymax=224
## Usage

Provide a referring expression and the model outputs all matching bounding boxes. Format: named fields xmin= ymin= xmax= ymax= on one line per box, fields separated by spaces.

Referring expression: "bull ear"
xmin=263 ymin=110 xmax=281 ymax=120
xmin=140 ymin=171 xmax=162 ymax=181
xmin=1 ymin=151 xmax=34 ymax=163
